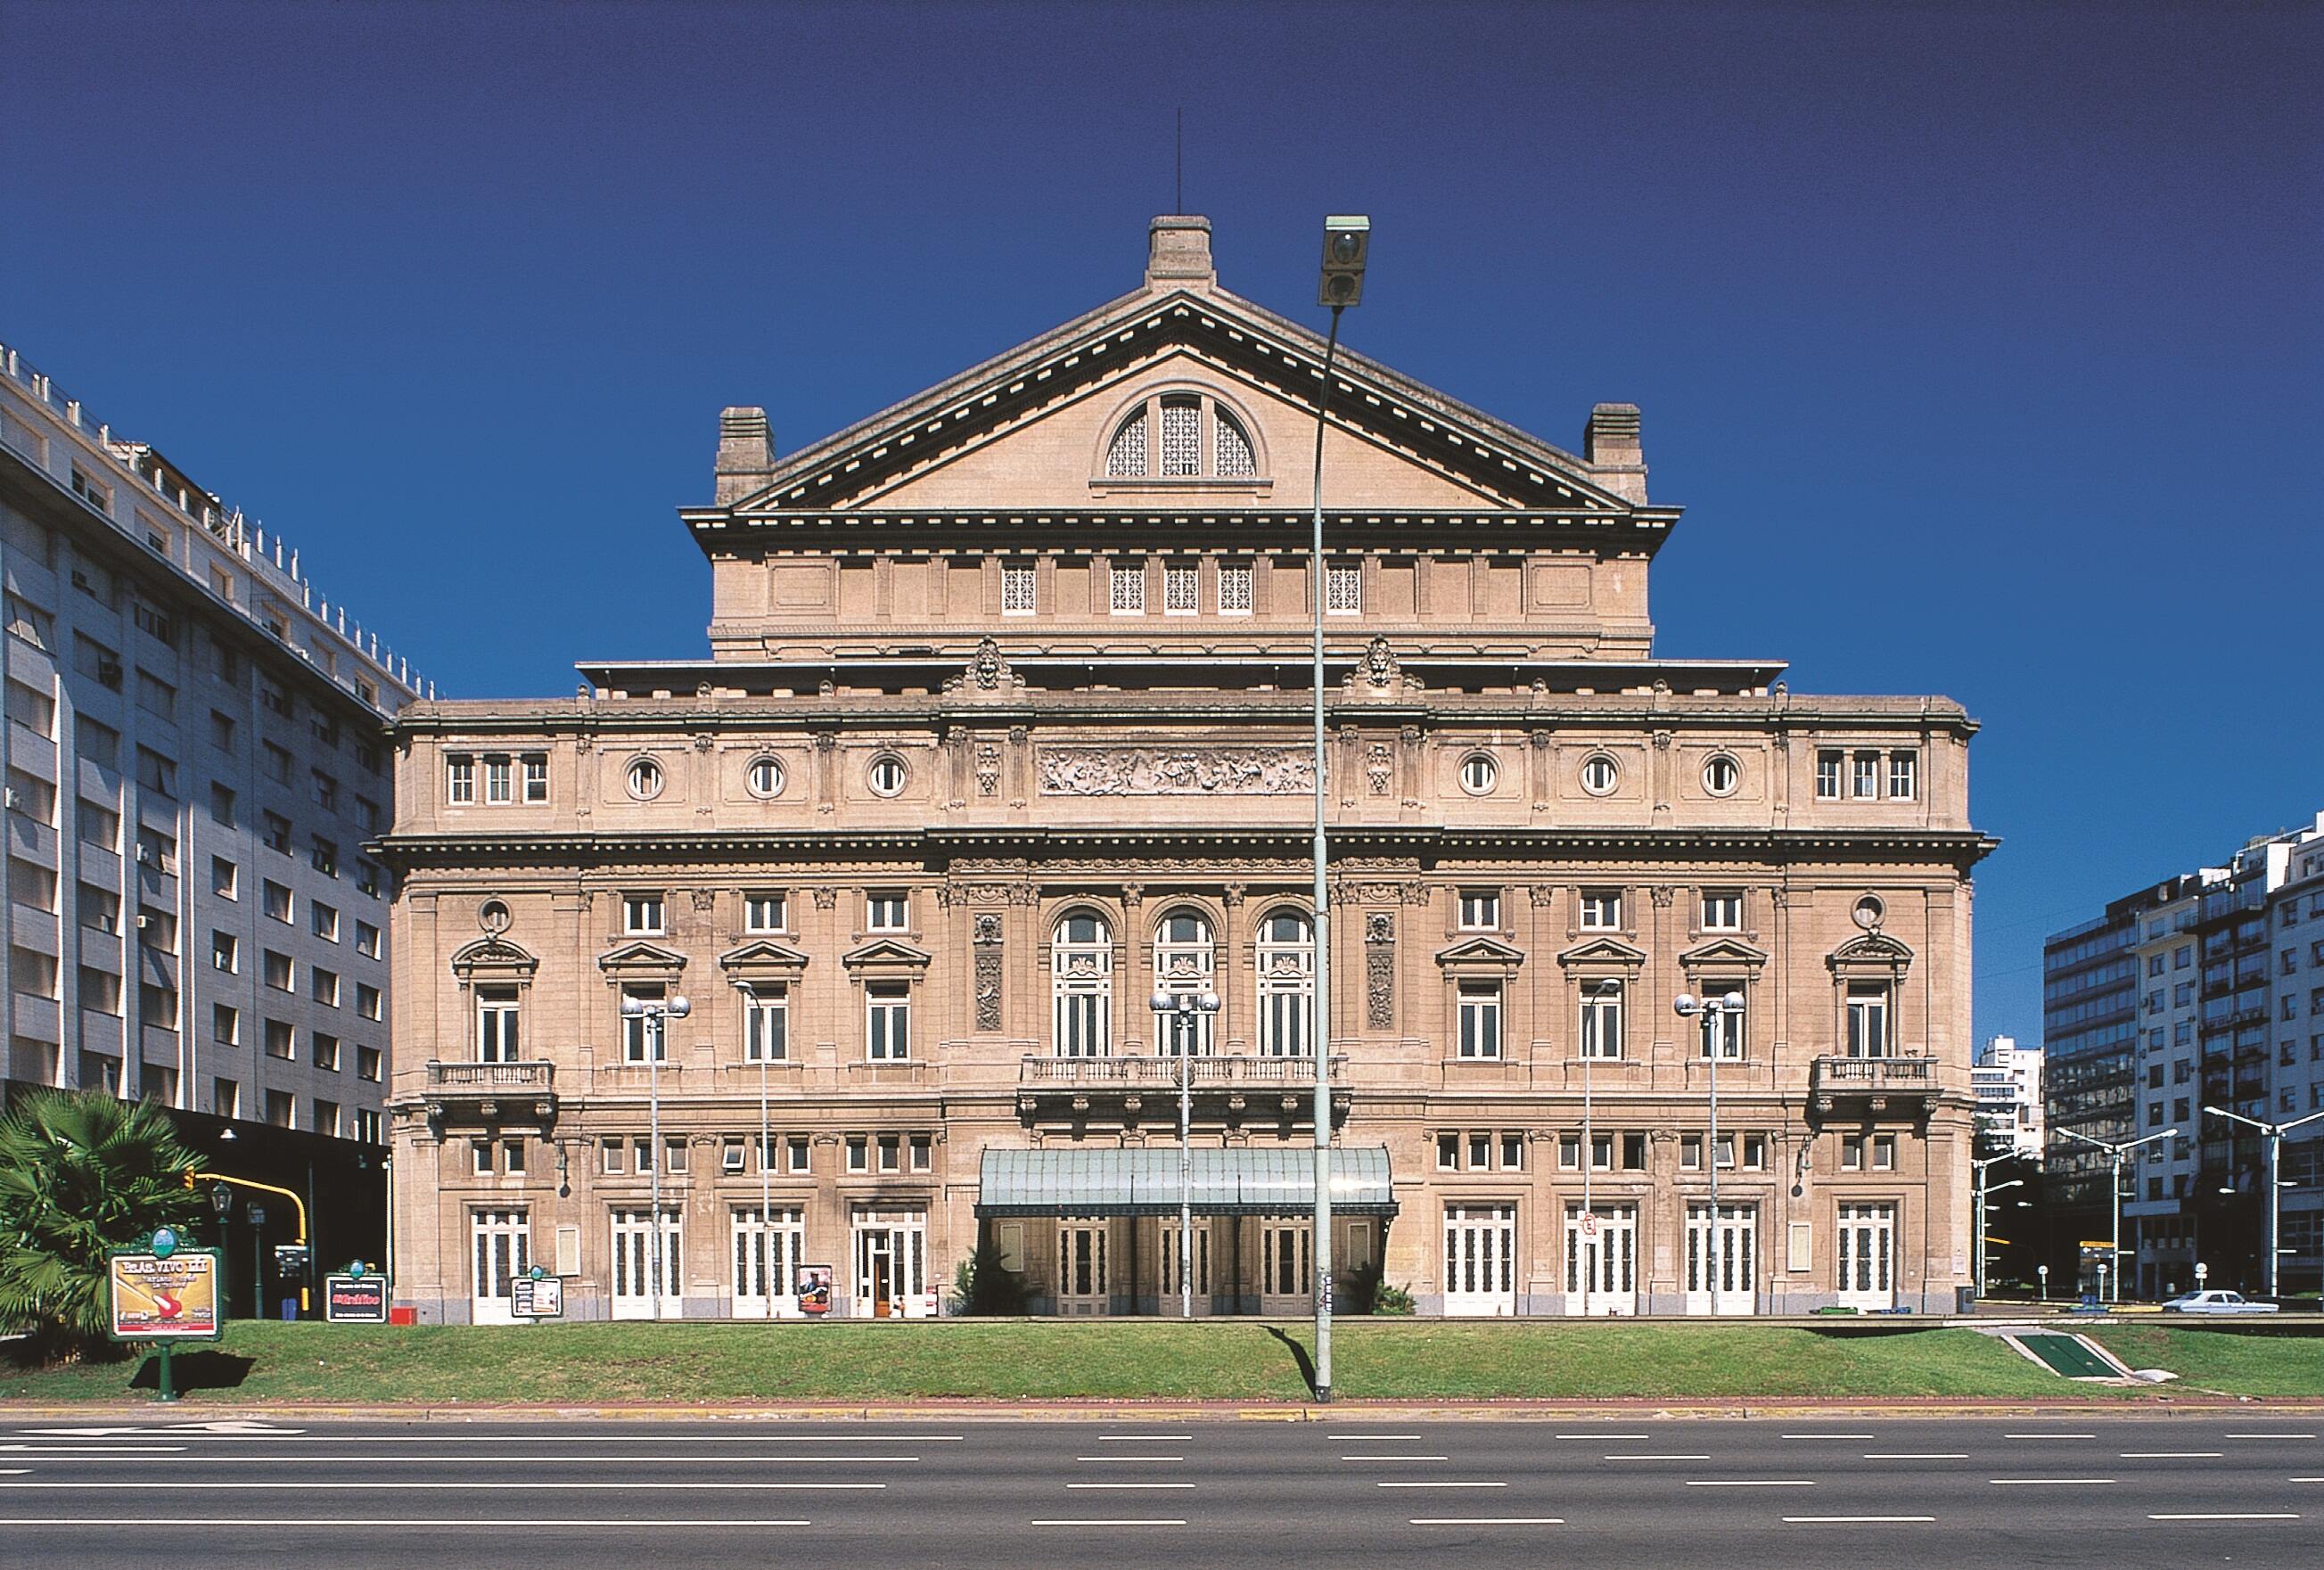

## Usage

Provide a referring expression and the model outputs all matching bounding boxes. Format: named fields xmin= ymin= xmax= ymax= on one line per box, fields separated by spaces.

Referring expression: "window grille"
xmin=1105 ymin=410 xmax=1148 ymax=476
xmin=1216 ymin=412 xmax=1256 ymax=476
xmin=1160 ymin=399 xmax=1201 ymax=476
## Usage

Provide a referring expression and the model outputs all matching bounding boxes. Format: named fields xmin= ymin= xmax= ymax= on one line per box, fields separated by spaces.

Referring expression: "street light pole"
xmin=621 ymin=991 xmax=692 ymax=1321
xmin=1970 ymin=1155 xmax=2024 ymax=1300
xmin=757 ymin=987 xmax=773 ymax=1319
xmin=2202 ymin=1106 xmax=2324 ymax=1300
xmin=1674 ymin=990 xmax=1745 ymax=1316
xmin=1581 ymin=979 xmax=1622 ymax=1318
xmin=1310 ymin=214 xmax=1368 ymax=1404
xmin=2057 ymin=1124 xmax=2175 ymax=1303
xmin=1152 ymin=988 xmax=1221 ymax=1319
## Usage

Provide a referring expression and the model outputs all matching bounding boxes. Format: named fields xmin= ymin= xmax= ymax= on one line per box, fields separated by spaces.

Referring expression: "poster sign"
xmin=510 ymin=1275 xmax=563 ymax=1319
xmin=324 ymin=1274 xmax=390 ymax=1324
xmin=108 ymin=1248 xmax=226 ymax=1342
xmin=796 ymin=1265 xmax=834 ymax=1316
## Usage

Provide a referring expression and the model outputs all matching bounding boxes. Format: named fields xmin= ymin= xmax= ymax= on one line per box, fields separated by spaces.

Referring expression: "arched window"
xmin=1215 ymin=409 xmax=1257 ymax=477
xmin=1105 ymin=408 xmax=1149 ymax=477
xmin=1255 ymin=909 xmax=1314 ymax=1058
xmin=1160 ymin=397 xmax=1202 ymax=476
xmin=1052 ymin=912 xmax=1113 ymax=1059
xmin=1153 ymin=908 xmax=1217 ymax=1056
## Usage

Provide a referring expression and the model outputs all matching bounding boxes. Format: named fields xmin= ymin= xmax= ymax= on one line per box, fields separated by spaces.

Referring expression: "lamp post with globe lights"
xmin=620 ymin=990 xmax=691 ymax=1319
xmin=1151 ymin=987 xmax=1222 ymax=1319
xmin=1674 ymin=990 xmax=1745 ymax=1316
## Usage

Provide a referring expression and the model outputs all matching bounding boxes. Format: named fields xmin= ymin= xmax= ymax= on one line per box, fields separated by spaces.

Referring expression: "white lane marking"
xmin=1408 ymin=1517 xmax=1563 ymax=1525
xmin=2226 ymin=1433 xmax=2316 ymax=1440
xmin=1030 ymin=1518 xmax=1186 ymax=1527
xmin=1558 ymin=1433 xmax=1647 ymax=1440
xmin=0 ymin=1446 xmax=189 ymax=1454
xmin=1686 ymin=1480 xmax=1817 ymax=1488
xmin=19 ymin=1423 xmax=300 ymax=1437
xmin=2288 ymin=1475 xmax=2324 ymax=1482
xmin=1990 ymin=1478 xmax=2116 ymax=1486
xmin=1866 ymin=1453 xmax=1967 ymax=1460
xmin=1096 ymin=1434 xmax=1192 ymax=1442
xmin=0 ymin=1481 xmax=883 ymax=1492
xmin=1075 ymin=1456 xmax=1182 ymax=1464
xmin=1331 ymin=1434 xmax=1423 ymax=1441
xmin=1781 ymin=1434 xmax=1874 ymax=1441
xmin=1605 ymin=1454 xmax=1711 ymax=1461
xmin=1067 ymin=1483 xmax=1195 ymax=1491
xmin=1377 ymin=1481 xmax=1506 ymax=1489
xmin=76 ymin=1455 xmax=920 ymax=1465
xmin=2006 ymin=1433 xmax=2094 ymax=1440
xmin=2148 ymin=1513 xmax=2301 ymax=1521
xmin=23 ymin=1433 xmax=965 ymax=1443
xmin=1786 ymin=1516 xmax=1935 ymax=1524
xmin=0 ymin=1470 xmax=25 ymax=1476
xmin=2122 ymin=1451 xmax=2222 ymax=1459
xmin=1342 ymin=1455 xmax=1449 ymax=1462
xmin=0 ymin=1518 xmax=814 ymax=1528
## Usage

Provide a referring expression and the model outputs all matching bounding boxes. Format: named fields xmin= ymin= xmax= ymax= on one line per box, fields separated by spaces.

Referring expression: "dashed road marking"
xmin=1686 ymin=1480 xmax=1817 ymax=1488
xmin=1377 ymin=1481 xmax=1506 ymax=1489
xmin=1408 ymin=1517 xmax=1563 ymax=1525
xmin=2147 ymin=1513 xmax=2301 ymax=1522
xmin=1990 ymin=1478 xmax=2115 ymax=1486
xmin=1030 ymin=1518 xmax=1185 ymax=1527
xmin=2121 ymin=1451 xmax=2221 ymax=1459
xmin=1785 ymin=1515 xmax=1934 ymax=1524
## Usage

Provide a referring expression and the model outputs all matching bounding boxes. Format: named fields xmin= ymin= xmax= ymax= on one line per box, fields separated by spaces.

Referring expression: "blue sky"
xmin=4 ymin=1 xmax=2318 ymax=1048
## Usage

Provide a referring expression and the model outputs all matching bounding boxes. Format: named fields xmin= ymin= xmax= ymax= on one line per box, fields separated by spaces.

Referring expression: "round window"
xmin=477 ymin=899 xmax=512 ymax=934
xmin=1580 ymin=753 xmax=1619 ymax=796
xmin=1458 ymin=752 xmax=1498 ymax=795
xmin=746 ymin=755 xmax=784 ymax=799
xmin=1702 ymin=754 xmax=1740 ymax=797
xmin=867 ymin=754 xmax=907 ymax=798
xmin=625 ymin=757 xmax=663 ymax=801
xmin=1852 ymin=893 xmax=1886 ymax=931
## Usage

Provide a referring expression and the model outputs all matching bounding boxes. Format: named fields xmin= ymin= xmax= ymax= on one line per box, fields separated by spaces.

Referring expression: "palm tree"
xmin=0 ymin=1089 xmax=206 ymax=1353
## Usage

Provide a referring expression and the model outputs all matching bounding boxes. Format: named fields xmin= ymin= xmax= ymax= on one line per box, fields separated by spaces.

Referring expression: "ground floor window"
xmin=1836 ymin=1201 xmax=1896 ymax=1310
xmin=1057 ymin=1218 xmax=1110 ymax=1312
xmin=1159 ymin=1218 xmax=1212 ymax=1298
xmin=1564 ymin=1203 xmax=1637 ymax=1315
xmin=731 ymin=1205 xmax=804 ymax=1316
xmin=1261 ymin=1220 xmax=1313 ymax=1303
xmin=610 ymin=1207 xmax=683 ymax=1319
xmin=471 ymin=1208 xmax=530 ymax=1325
xmin=1443 ymin=1204 xmax=1515 ymax=1316
xmin=1685 ymin=1202 xmax=1756 ymax=1315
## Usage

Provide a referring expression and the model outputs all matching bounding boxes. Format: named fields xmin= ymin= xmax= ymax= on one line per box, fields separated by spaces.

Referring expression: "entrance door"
xmin=731 ymin=1205 xmax=804 ymax=1319
xmin=1260 ymin=1221 xmax=1314 ymax=1313
xmin=852 ymin=1209 xmax=928 ymax=1318
xmin=1836 ymin=1202 xmax=1896 ymax=1311
xmin=610 ymin=1207 xmax=683 ymax=1319
xmin=1056 ymin=1221 xmax=1111 ymax=1315
xmin=1685 ymin=1203 xmax=1757 ymax=1315
xmin=471 ymin=1209 xmax=530 ymax=1326
xmin=1564 ymin=1204 xmax=1638 ymax=1316
xmin=1443 ymin=1204 xmax=1517 ymax=1317
xmin=1159 ymin=1218 xmax=1212 ymax=1313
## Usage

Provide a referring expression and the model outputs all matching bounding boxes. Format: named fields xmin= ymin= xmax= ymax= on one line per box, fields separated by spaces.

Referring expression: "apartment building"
xmin=1972 ymin=1033 xmax=2043 ymax=1161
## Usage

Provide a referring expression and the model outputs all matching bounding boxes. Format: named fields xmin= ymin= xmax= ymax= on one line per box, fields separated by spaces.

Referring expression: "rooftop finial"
xmin=1146 ymin=214 xmax=1214 ymax=292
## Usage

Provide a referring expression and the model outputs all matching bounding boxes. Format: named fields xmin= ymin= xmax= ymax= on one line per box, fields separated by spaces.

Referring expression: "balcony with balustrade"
xmin=423 ymin=1059 xmax=558 ymax=1128
xmin=1017 ymin=1052 xmax=1350 ymax=1130
xmin=1809 ymin=1054 xmax=1940 ymax=1120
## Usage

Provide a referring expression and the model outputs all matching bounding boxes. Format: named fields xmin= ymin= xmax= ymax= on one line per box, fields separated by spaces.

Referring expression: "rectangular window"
xmin=212 ymin=1077 xmax=240 ymax=1118
xmin=353 ymin=1108 xmax=381 ymax=1144
xmin=910 ymin=1134 xmax=932 ymax=1172
xmin=311 ymin=901 xmax=339 ymax=941
xmin=265 ymin=1089 xmax=294 ymax=1128
xmin=1325 ymin=560 xmax=1361 ymax=614
xmin=472 ymin=1138 xmax=495 ymax=1177
xmin=723 ymin=1138 xmax=747 ymax=1175
xmin=356 ymin=982 xmax=381 ymax=1021
xmin=1217 ymin=560 xmax=1253 ymax=614
xmin=1842 ymin=1137 xmax=1863 ymax=1171
xmin=623 ymin=893 xmax=664 ymax=935
xmin=262 ymin=812 xmax=292 ymax=854
xmin=743 ymin=987 xmax=788 ymax=1063
xmin=1701 ymin=891 xmax=1743 ymax=931
xmin=846 ymin=1136 xmax=868 ymax=1173
xmin=311 ymin=770 xmax=338 ymax=811
xmin=1699 ymin=990 xmax=1747 ymax=1060
xmin=357 ymin=859 xmax=382 ymax=898
xmin=209 ymin=782 xmax=236 ymax=827
xmin=1163 ymin=561 xmax=1198 ymax=613
xmin=1622 ymin=1132 xmax=1647 ymax=1171
xmin=4 ymin=677 xmax=54 ymax=738
xmin=1458 ymin=890 xmax=1499 ymax=930
xmin=264 ymin=1018 xmax=294 ymax=1059
xmin=1500 ymin=1133 xmax=1523 ymax=1170
xmin=1580 ymin=981 xmax=1623 ymax=1061
xmin=878 ymin=1135 xmax=900 ymax=1173
xmin=866 ymin=982 xmax=911 ymax=1061
xmin=309 ymin=836 xmax=338 ymax=877
xmin=357 ymin=1045 xmax=382 ymax=1081
xmin=262 ymin=742 xmax=292 ymax=785
xmin=1888 ymin=751 xmax=1918 ymax=801
xmin=788 ymin=1136 xmax=810 ymax=1174
xmin=356 ymin=920 xmax=382 ymax=958
xmin=1851 ymin=752 xmax=1879 ymax=799
xmin=211 ymin=931 xmax=238 ymax=974
xmin=312 ymin=1032 xmax=340 ymax=1071
xmin=447 ymin=755 xmax=475 ymax=803
xmin=602 ymin=1138 xmax=625 ymax=1175
xmin=1816 ymin=750 xmax=1844 ymax=800
xmin=1437 ymin=1131 xmax=1459 ymax=1171
xmin=1579 ymin=889 xmax=1622 ymax=929
xmin=1557 ymin=1132 xmax=1581 ymax=1170
xmin=1467 ymin=1131 xmax=1490 ymax=1170
xmin=1109 ymin=558 xmax=1145 ymax=614
xmin=1680 ymin=1135 xmax=1704 ymax=1171
xmin=263 ymin=949 xmax=293 ymax=991
xmin=744 ymin=892 xmax=786 ymax=933
xmin=1846 ymin=982 xmax=1890 ymax=1058
xmin=620 ymin=984 xmax=667 ymax=1063
xmin=1872 ymin=1134 xmax=1896 ymax=1171
xmin=263 ymin=880 xmax=292 ymax=923
xmin=1457 ymin=982 xmax=1502 ymax=1059
xmin=477 ymin=986 xmax=521 ymax=1062
xmin=866 ymin=892 xmax=907 ymax=932
xmin=522 ymin=754 xmax=549 ymax=802
xmin=484 ymin=757 xmax=513 ymax=804
xmin=212 ymin=1004 xmax=239 ymax=1045
xmin=1001 ymin=560 xmax=1036 ymax=615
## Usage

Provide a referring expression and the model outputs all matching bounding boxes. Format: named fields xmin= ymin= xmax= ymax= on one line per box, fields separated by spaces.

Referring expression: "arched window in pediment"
xmin=1105 ymin=407 xmax=1149 ymax=476
xmin=1216 ymin=408 xmax=1257 ymax=477
xmin=1096 ymin=388 xmax=1269 ymax=484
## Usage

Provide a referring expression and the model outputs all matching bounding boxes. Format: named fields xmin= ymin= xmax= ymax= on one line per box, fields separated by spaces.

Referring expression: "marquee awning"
xmin=975 ymin=1147 xmax=1397 ymax=1219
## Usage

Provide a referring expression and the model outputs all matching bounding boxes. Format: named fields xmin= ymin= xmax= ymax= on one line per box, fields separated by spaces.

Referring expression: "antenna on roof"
xmin=1175 ymin=107 xmax=1183 ymax=215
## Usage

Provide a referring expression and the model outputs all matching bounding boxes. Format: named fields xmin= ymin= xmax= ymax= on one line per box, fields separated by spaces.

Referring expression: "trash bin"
xmin=280 ymin=1297 xmax=300 ymax=1321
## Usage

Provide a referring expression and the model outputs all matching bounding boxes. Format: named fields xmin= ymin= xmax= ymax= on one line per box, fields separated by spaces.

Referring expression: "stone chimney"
xmin=1583 ymin=402 xmax=1647 ymax=503
xmin=714 ymin=406 xmax=776 ymax=505
xmin=1146 ymin=214 xmax=1216 ymax=292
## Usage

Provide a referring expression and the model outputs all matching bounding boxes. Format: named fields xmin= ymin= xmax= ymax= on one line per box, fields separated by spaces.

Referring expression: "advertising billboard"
xmin=107 ymin=1248 xmax=226 ymax=1342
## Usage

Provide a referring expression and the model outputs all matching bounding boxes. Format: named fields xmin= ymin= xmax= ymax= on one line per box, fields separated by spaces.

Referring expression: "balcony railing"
xmin=1019 ymin=1054 xmax=1345 ymax=1089
xmin=423 ymin=1060 xmax=558 ymax=1127
xmin=1810 ymin=1054 xmax=1939 ymax=1116
xmin=427 ymin=1060 xmax=554 ymax=1091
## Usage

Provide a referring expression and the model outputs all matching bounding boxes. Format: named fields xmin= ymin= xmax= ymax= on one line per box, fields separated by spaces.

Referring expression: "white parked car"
xmin=2161 ymin=1289 xmax=2280 ymax=1315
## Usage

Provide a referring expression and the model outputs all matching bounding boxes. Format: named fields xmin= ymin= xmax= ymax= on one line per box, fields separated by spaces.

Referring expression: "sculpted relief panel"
xmin=1038 ymin=746 xmax=1317 ymax=797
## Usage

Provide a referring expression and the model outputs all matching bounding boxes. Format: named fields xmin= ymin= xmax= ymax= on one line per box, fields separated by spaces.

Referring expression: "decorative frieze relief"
xmin=973 ymin=742 xmax=1001 ymax=797
xmin=973 ymin=950 xmax=1004 ymax=1032
xmin=1037 ymin=745 xmax=1317 ymax=796
xmin=1366 ymin=949 xmax=1395 ymax=1029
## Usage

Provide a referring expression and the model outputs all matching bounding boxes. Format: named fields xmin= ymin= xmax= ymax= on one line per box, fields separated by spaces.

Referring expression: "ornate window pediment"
xmin=1679 ymin=937 xmax=1770 ymax=978
xmin=596 ymin=940 xmax=688 ymax=987
xmin=841 ymin=938 xmax=932 ymax=977
xmin=1556 ymin=936 xmax=1647 ymax=973
xmin=719 ymin=941 xmax=810 ymax=984
xmin=1827 ymin=931 xmax=1913 ymax=980
xmin=1436 ymin=935 xmax=1526 ymax=975
xmin=449 ymin=935 xmax=539 ymax=991
xmin=1091 ymin=382 xmax=1271 ymax=492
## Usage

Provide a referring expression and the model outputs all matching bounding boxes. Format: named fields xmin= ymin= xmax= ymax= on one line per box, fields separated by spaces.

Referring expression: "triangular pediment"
xmin=595 ymin=940 xmax=689 ymax=974
xmin=1556 ymin=936 xmax=1649 ymax=969
xmin=1435 ymin=935 xmax=1529 ymax=969
xmin=702 ymin=284 xmax=1644 ymax=525
xmin=841 ymin=938 xmax=933 ymax=972
xmin=1679 ymin=937 xmax=1771 ymax=972
xmin=718 ymin=940 xmax=810 ymax=974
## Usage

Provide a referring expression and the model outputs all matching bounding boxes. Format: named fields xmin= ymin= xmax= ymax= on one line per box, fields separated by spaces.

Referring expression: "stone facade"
xmin=384 ymin=217 xmax=1990 ymax=1322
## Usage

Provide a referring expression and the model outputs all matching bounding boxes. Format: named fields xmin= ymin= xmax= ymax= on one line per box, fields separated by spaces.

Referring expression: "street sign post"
xmin=510 ymin=1267 xmax=563 ymax=1319
xmin=107 ymin=1232 xmax=225 ymax=1402
xmin=797 ymin=1265 xmax=834 ymax=1317
xmin=324 ymin=1266 xmax=390 ymax=1324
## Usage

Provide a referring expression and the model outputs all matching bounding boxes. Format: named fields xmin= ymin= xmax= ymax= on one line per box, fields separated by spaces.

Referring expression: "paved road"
xmin=1 ymin=1414 xmax=2318 ymax=1566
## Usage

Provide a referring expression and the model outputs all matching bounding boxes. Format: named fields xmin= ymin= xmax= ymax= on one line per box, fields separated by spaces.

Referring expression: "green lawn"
xmin=6 ymin=1319 xmax=2318 ymax=1405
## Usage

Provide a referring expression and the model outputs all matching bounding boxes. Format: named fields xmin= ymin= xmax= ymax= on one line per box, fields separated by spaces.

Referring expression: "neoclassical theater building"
xmin=383 ymin=217 xmax=1991 ymax=1322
